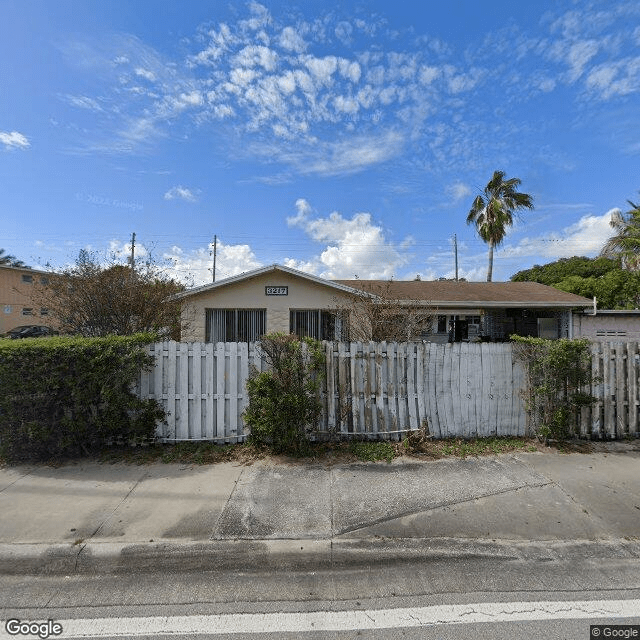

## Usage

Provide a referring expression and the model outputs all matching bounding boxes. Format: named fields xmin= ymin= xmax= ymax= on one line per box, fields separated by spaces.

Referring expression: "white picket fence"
xmin=138 ymin=341 xmax=640 ymax=442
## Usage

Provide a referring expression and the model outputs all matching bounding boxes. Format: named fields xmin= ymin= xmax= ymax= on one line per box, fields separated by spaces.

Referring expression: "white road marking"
xmin=5 ymin=599 xmax=636 ymax=638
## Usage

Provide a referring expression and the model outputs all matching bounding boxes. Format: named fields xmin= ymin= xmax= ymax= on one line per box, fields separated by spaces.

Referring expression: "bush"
xmin=243 ymin=333 xmax=325 ymax=455
xmin=511 ymin=336 xmax=594 ymax=440
xmin=0 ymin=334 xmax=165 ymax=462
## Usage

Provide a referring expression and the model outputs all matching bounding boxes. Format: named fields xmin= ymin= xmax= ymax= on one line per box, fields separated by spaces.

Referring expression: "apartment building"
xmin=0 ymin=265 xmax=56 ymax=335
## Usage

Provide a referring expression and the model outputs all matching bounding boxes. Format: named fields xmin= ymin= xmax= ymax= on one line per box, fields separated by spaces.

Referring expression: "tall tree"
xmin=35 ymin=249 xmax=186 ymax=339
xmin=466 ymin=170 xmax=533 ymax=282
xmin=600 ymin=196 xmax=640 ymax=270
xmin=510 ymin=255 xmax=640 ymax=309
xmin=0 ymin=249 xmax=29 ymax=268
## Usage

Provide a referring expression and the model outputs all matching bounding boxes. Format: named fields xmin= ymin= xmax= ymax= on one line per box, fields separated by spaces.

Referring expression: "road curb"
xmin=2 ymin=537 xmax=640 ymax=576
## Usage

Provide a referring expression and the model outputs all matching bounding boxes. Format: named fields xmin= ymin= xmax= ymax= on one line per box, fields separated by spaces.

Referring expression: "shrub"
xmin=0 ymin=334 xmax=165 ymax=461
xmin=511 ymin=336 xmax=594 ymax=440
xmin=243 ymin=333 xmax=325 ymax=455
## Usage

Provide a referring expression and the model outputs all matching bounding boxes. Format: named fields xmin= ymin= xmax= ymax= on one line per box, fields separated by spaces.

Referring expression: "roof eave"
xmin=393 ymin=300 xmax=594 ymax=309
xmin=172 ymin=264 xmax=367 ymax=300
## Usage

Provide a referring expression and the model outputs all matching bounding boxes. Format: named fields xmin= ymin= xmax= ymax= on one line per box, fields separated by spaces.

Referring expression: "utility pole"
xmin=454 ymin=234 xmax=459 ymax=282
xmin=212 ymin=235 xmax=217 ymax=283
xmin=130 ymin=232 xmax=136 ymax=275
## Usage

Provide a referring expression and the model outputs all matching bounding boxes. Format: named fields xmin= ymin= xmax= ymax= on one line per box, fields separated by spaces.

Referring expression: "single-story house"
xmin=336 ymin=278 xmax=594 ymax=343
xmin=573 ymin=309 xmax=640 ymax=342
xmin=176 ymin=264 xmax=594 ymax=343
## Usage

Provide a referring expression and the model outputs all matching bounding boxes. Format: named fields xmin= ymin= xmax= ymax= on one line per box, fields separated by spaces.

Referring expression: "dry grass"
xmin=94 ymin=432 xmax=588 ymax=466
xmin=2 ymin=432 xmax=596 ymax=468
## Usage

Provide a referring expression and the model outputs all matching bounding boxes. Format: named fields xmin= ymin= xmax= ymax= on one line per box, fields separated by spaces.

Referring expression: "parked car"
xmin=6 ymin=325 xmax=58 ymax=339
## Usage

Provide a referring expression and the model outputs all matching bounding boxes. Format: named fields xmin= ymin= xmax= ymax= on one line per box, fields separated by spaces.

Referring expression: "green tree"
xmin=0 ymin=249 xmax=29 ymax=268
xmin=511 ymin=256 xmax=618 ymax=284
xmin=466 ymin=171 xmax=533 ymax=282
xmin=510 ymin=256 xmax=640 ymax=309
xmin=600 ymin=196 xmax=640 ymax=270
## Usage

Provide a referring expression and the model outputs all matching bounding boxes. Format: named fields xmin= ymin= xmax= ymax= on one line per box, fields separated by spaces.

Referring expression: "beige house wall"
xmin=0 ymin=266 xmax=56 ymax=335
xmin=180 ymin=270 xmax=356 ymax=342
xmin=573 ymin=313 xmax=640 ymax=341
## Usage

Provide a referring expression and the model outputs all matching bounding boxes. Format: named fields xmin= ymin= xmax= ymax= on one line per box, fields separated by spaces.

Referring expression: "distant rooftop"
xmin=335 ymin=279 xmax=594 ymax=308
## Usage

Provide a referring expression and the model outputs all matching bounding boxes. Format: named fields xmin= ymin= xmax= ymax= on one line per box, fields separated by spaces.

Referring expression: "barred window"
xmin=290 ymin=310 xmax=345 ymax=341
xmin=205 ymin=309 xmax=266 ymax=343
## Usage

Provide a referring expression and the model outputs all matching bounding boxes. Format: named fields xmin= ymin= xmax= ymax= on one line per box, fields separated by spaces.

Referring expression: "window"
xmin=40 ymin=276 xmax=49 ymax=285
xmin=290 ymin=310 xmax=344 ymax=341
xmin=21 ymin=274 xmax=33 ymax=284
xmin=40 ymin=308 xmax=49 ymax=317
xmin=437 ymin=315 xmax=447 ymax=333
xmin=205 ymin=309 xmax=266 ymax=343
xmin=22 ymin=308 xmax=33 ymax=316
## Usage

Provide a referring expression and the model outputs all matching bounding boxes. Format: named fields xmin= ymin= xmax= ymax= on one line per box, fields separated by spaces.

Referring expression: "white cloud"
xmin=164 ymin=185 xmax=198 ymax=202
xmin=163 ymin=241 xmax=262 ymax=285
xmin=240 ymin=2 xmax=272 ymax=32
xmin=335 ymin=21 xmax=353 ymax=46
xmin=418 ymin=65 xmax=440 ymax=85
xmin=447 ymin=182 xmax=471 ymax=202
xmin=233 ymin=45 xmax=278 ymax=71
xmin=62 ymin=94 xmax=104 ymax=111
xmin=297 ymin=130 xmax=404 ymax=176
xmin=286 ymin=199 xmax=410 ymax=279
xmin=108 ymin=238 xmax=149 ymax=261
xmin=135 ymin=67 xmax=156 ymax=82
xmin=502 ymin=210 xmax=617 ymax=260
xmin=188 ymin=24 xmax=237 ymax=67
xmin=302 ymin=54 xmax=338 ymax=86
xmin=287 ymin=197 xmax=313 ymax=226
xmin=279 ymin=26 xmax=306 ymax=53
xmin=444 ymin=66 xmax=485 ymax=94
xmin=585 ymin=57 xmax=640 ymax=99
xmin=0 ymin=130 xmax=30 ymax=150
xmin=339 ymin=58 xmax=361 ymax=83
xmin=565 ymin=39 xmax=600 ymax=82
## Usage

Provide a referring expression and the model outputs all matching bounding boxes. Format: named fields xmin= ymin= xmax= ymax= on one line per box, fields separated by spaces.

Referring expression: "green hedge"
xmin=0 ymin=334 xmax=165 ymax=462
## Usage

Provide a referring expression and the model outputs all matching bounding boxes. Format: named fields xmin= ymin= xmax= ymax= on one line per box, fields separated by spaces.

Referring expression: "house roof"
xmin=335 ymin=279 xmax=594 ymax=309
xmin=173 ymin=264 xmax=365 ymax=299
xmin=175 ymin=264 xmax=594 ymax=309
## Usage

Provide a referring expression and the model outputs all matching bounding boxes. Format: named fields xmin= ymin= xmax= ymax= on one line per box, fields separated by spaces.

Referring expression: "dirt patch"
xmin=2 ymin=436 xmax=612 ymax=469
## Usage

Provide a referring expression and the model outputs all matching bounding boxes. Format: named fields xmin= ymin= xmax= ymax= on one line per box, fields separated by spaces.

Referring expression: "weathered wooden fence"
xmin=138 ymin=341 xmax=640 ymax=442
xmin=585 ymin=342 xmax=640 ymax=439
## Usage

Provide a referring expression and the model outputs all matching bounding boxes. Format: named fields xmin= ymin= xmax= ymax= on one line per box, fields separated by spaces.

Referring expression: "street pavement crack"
xmin=73 ymin=543 xmax=87 ymax=573
xmin=512 ymin=454 xmax=615 ymax=530
xmin=0 ymin=468 xmax=34 ymax=494
xmin=335 ymin=480 xmax=554 ymax=536
xmin=87 ymin=470 xmax=148 ymax=539
xmin=210 ymin=466 xmax=245 ymax=540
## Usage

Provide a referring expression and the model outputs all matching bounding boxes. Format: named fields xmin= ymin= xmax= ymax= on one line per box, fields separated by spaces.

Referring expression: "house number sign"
xmin=265 ymin=286 xmax=288 ymax=296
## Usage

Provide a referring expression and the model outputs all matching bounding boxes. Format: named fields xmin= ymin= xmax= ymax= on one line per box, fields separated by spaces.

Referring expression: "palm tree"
xmin=0 ymin=249 xmax=29 ymax=268
xmin=466 ymin=170 xmax=533 ymax=282
xmin=600 ymin=197 xmax=640 ymax=270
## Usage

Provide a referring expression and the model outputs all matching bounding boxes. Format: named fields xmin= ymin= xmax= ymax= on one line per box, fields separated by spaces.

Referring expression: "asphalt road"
xmin=2 ymin=539 xmax=640 ymax=639
xmin=1 ymin=443 xmax=639 ymax=637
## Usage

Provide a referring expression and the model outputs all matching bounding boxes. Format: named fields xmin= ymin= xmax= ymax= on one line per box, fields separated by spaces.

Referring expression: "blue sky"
xmin=1 ymin=0 xmax=639 ymax=284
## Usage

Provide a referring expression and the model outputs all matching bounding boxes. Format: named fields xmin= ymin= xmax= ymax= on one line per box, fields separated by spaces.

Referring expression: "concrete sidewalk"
xmin=1 ymin=442 xmax=639 ymax=574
